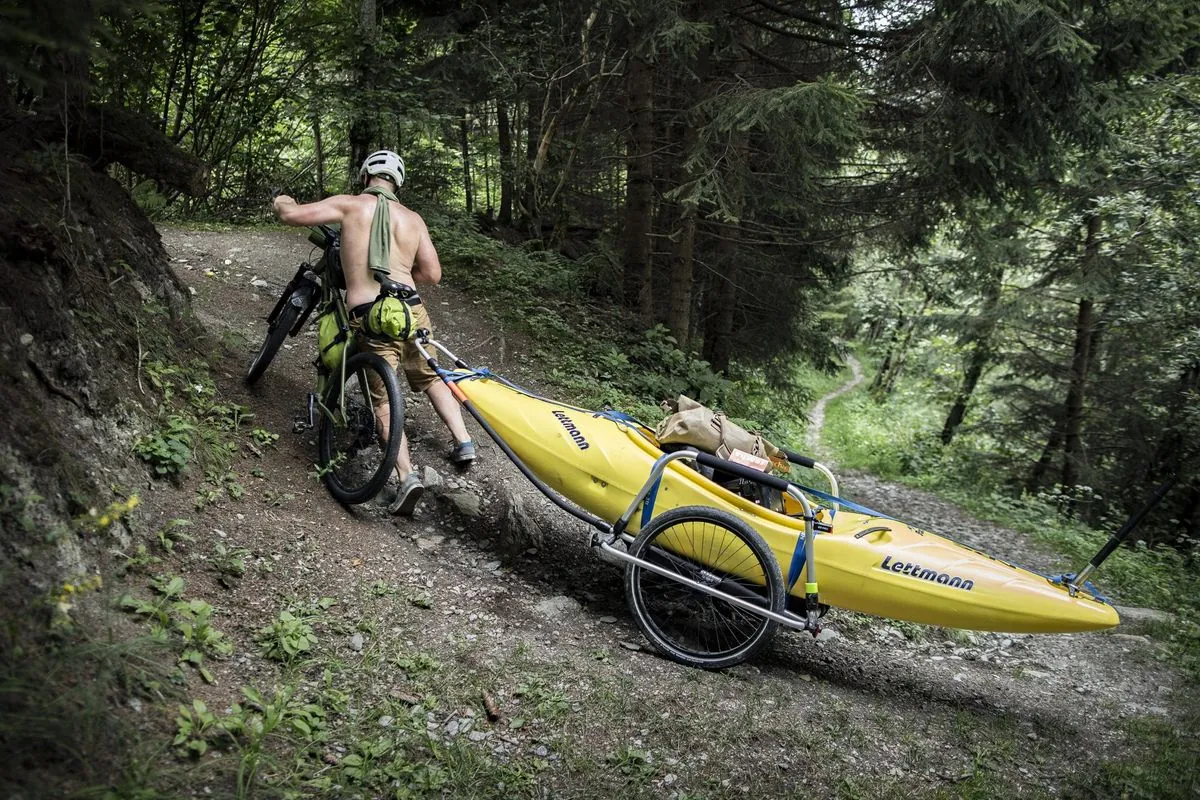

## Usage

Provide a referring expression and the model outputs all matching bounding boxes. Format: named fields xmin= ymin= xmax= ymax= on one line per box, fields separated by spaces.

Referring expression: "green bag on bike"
xmin=363 ymin=296 xmax=414 ymax=342
xmin=317 ymin=306 xmax=349 ymax=371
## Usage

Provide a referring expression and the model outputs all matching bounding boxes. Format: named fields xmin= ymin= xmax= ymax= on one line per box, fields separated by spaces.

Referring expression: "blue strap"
xmin=1048 ymin=574 xmax=1112 ymax=604
xmin=594 ymin=408 xmax=642 ymax=425
xmin=793 ymin=482 xmax=895 ymax=520
xmin=785 ymin=526 xmax=813 ymax=591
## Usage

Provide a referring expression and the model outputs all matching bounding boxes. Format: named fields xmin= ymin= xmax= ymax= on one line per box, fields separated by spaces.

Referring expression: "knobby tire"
xmin=317 ymin=351 xmax=403 ymax=505
xmin=245 ymin=302 xmax=300 ymax=385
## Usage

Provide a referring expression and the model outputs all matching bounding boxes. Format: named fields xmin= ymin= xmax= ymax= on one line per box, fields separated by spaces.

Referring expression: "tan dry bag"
xmin=654 ymin=395 xmax=789 ymax=474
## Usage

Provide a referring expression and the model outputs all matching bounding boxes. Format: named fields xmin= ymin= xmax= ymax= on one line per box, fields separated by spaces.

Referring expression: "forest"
xmin=2 ymin=0 xmax=1200 ymax=797
xmin=16 ymin=0 xmax=1188 ymax=544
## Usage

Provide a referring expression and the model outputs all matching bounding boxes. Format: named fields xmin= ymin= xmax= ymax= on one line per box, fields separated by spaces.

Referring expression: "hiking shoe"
xmin=388 ymin=472 xmax=425 ymax=516
xmin=450 ymin=440 xmax=476 ymax=465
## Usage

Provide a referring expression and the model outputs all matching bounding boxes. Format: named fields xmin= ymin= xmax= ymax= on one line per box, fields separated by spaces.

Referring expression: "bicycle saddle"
xmin=374 ymin=274 xmax=417 ymax=299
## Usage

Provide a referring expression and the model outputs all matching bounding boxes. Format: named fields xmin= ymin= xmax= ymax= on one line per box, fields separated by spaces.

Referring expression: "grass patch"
xmin=1070 ymin=712 xmax=1200 ymax=800
xmin=0 ymin=559 xmax=184 ymax=798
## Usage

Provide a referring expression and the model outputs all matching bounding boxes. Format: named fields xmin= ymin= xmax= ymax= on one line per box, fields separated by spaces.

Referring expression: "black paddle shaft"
xmin=1088 ymin=474 xmax=1177 ymax=569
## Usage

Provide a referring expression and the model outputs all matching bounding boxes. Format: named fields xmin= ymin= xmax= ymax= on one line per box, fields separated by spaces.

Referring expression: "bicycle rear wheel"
xmin=624 ymin=506 xmax=784 ymax=669
xmin=317 ymin=351 xmax=403 ymax=505
xmin=246 ymin=302 xmax=300 ymax=385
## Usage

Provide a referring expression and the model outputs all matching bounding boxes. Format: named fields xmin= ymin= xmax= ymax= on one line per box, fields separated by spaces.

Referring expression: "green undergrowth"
xmin=429 ymin=211 xmax=837 ymax=446
xmin=819 ymin=352 xmax=1200 ymax=676
xmin=1067 ymin=711 xmax=1200 ymax=800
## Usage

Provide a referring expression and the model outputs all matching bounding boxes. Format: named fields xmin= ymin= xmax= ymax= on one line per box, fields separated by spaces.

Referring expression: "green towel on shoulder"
xmin=362 ymin=185 xmax=399 ymax=277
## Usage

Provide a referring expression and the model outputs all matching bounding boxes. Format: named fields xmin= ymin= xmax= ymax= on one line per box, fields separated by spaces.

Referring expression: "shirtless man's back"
xmin=275 ymin=185 xmax=440 ymax=308
xmin=271 ymin=149 xmax=472 ymax=515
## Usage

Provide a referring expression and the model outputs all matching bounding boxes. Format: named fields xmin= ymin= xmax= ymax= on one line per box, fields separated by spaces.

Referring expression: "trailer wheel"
xmin=624 ymin=506 xmax=784 ymax=669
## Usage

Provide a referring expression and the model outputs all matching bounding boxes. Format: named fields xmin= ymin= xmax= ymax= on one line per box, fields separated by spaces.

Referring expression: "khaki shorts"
xmin=349 ymin=302 xmax=438 ymax=396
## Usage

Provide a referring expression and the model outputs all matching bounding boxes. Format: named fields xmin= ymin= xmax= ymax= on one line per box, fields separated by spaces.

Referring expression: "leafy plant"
xmin=174 ymin=699 xmax=220 ymax=757
xmin=256 ymin=611 xmax=317 ymax=665
xmin=72 ymin=495 xmax=140 ymax=535
xmin=606 ymin=745 xmax=656 ymax=781
xmin=393 ymin=650 xmax=441 ymax=680
xmin=133 ymin=416 xmax=195 ymax=475
xmin=514 ymin=677 xmax=572 ymax=720
xmin=121 ymin=542 xmax=160 ymax=573
xmin=49 ymin=574 xmax=104 ymax=630
xmin=369 ymin=580 xmax=396 ymax=597
xmin=262 ymin=488 xmax=293 ymax=507
xmin=156 ymin=518 xmax=194 ymax=553
xmin=212 ymin=542 xmax=251 ymax=587
xmin=120 ymin=576 xmax=232 ymax=683
xmin=250 ymin=427 xmax=279 ymax=446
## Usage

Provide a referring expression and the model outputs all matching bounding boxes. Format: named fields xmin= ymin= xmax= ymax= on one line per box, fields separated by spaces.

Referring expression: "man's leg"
xmin=402 ymin=308 xmax=472 ymax=464
xmin=425 ymin=381 xmax=471 ymax=444
xmin=372 ymin=400 xmax=412 ymax=480
xmin=354 ymin=328 xmax=424 ymax=514
xmin=375 ymin=398 xmax=423 ymax=515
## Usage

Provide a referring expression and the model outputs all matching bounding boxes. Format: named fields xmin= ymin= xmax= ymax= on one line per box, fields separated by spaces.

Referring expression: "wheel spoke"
xmin=626 ymin=507 xmax=783 ymax=668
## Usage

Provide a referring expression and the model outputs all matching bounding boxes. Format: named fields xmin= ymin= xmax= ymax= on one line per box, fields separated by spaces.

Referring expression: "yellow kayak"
xmin=453 ymin=372 xmax=1118 ymax=634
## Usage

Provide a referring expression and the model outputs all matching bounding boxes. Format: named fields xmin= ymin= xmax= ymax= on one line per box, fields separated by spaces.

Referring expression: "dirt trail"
xmin=147 ymin=226 xmax=1181 ymax=797
xmin=805 ymin=353 xmax=864 ymax=454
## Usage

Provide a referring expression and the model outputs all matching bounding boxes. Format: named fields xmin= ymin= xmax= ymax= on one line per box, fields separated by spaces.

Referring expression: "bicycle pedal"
xmin=292 ymin=419 xmax=310 ymax=434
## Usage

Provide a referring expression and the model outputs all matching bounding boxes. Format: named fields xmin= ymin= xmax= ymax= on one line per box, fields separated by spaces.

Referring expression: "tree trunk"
xmin=523 ymin=90 xmax=540 ymax=232
xmin=622 ymin=54 xmax=654 ymax=324
xmin=25 ymin=104 xmax=210 ymax=195
xmin=870 ymin=307 xmax=906 ymax=395
xmin=664 ymin=70 xmax=702 ymax=347
xmin=348 ymin=0 xmax=378 ymax=187
xmin=497 ymin=98 xmax=513 ymax=225
xmin=940 ymin=344 xmax=988 ymax=445
xmin=459 ymin=108 xmax=473 ymax=213
xmin=666 ymin=202 xmax=696 ymax=348
xmin=701 ymin=124 xmax=747 ymax=372
xmin=702 ymin=229 xmax=739 ymax=373
xmin=1061 ymin=214 xmax=1101 ymax=490
xmin=480 ymin=103 xmax=492 ymax=214
xmin=1181 ymin=484 xmax=1200 ymax=545
xmin=880 ymin=318 xmax=920 ymax=395
xmin=941 ymin=271 xmax=1002 ymax=445
xmin=312 ymin=106 xmax=325 ymax=195
xmin=1028 ymin=418 xmax=1065 ymax=491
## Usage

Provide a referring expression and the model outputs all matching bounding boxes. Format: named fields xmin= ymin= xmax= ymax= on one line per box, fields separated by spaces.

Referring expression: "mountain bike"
xmin=245 ymin=223 xmax=403 ymax=505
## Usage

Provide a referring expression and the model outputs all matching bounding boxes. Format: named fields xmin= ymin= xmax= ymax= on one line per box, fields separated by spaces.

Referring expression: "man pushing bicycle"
xmin=272 ymin=150 xmax=475 ymax=515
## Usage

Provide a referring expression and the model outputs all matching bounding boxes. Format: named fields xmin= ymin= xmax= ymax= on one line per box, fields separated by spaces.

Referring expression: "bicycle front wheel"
xmin=624 ymin=506 xmax=784 ymax=669
xmin=317 ymin=351 xmax=403 ymax=505
xmin=246 ymin=302 xmax=300 ymax=385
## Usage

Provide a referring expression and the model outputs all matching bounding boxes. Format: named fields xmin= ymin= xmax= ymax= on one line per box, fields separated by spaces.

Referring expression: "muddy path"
xmin=147 ymin=226 xmax=1181 ymax=798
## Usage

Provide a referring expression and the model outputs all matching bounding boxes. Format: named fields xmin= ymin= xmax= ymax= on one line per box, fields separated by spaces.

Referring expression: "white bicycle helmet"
xmin=359 ymin=149 xmax=406 ymax=188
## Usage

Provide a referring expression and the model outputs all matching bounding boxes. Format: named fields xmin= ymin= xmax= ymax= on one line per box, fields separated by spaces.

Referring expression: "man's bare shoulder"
xmin=392 ymin=203 xmax=426 ymax=226
xmin=341 ymin=194 xmax=379 ymax=220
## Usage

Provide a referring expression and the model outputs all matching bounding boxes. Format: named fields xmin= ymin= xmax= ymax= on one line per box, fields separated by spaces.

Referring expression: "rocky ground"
xmin=117 ymin=226 xmax=1183 ymax=798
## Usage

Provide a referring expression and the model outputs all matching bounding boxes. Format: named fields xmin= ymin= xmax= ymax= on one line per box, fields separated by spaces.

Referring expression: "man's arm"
xmin=410 ymin=217 xmax=442 ymax=284
xmin=273 ymin=194 xmax=352 ymax=227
